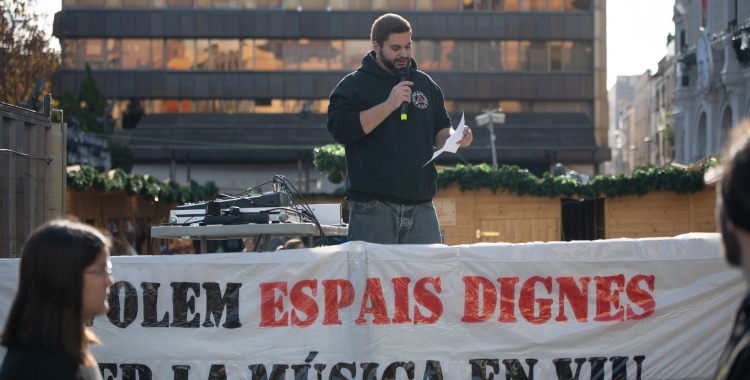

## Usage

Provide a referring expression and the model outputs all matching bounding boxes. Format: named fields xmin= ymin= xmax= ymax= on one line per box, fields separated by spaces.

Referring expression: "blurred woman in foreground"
xmin=0 ymin=220 xmax=114 ymax=380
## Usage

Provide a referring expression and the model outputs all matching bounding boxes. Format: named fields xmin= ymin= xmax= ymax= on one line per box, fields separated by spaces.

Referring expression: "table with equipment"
xmin=151 ymin=223 xmax=348 ymax=253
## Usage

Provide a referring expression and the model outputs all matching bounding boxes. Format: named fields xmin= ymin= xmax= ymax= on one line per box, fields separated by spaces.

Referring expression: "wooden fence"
xmin=1 ymin=102 xmax=66 ymax=258
xmin=65 ymin=185 xmax=718 ymax=250
xmin=66 ymin=188 xmax=175 ymax=254
xmin=434 ymin=185 xmax=718 ymax=244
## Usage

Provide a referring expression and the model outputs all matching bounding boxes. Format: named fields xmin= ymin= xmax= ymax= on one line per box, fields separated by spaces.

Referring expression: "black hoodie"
xmin=327 ymin=51 xmax=452 ymax=204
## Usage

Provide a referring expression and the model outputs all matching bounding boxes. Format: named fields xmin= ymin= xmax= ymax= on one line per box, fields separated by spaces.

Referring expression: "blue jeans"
xmin=347 ymin=200 xmax=441 ymax=244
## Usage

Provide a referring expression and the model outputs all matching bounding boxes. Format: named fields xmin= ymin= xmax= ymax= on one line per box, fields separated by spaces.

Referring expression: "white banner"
xmin=0 ymin=233 xmax=745 ymax=380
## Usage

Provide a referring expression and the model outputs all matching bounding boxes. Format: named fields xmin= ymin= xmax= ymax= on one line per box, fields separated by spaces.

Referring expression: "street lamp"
xmin=475 ymin=109 xmax=506 ymax=167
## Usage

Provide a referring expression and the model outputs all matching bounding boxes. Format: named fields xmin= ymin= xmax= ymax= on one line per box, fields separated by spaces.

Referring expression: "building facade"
xmin=673 ymin=0 xmax=750 ymax=165
xmin=604 ymin=75 xmax=637 ymax=175
xmin=53 ymin=0 xmax=608 ymax=192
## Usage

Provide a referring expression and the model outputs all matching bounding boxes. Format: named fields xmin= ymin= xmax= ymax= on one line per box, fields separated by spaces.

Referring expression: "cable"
xmin=273 ymin=175 xmax=328 ymax=246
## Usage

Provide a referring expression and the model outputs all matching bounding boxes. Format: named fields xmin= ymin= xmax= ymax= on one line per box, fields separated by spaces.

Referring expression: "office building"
xmin=53 ymin=0 xmax=608 ymax=191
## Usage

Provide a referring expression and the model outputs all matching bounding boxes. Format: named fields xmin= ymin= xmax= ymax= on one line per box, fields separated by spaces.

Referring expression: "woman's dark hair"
xmin=1 ymin=220 xmax=111 ymax=366
xmin=370 ymin=13 xmax=412 ymax=48
xmin=719 ymin=120 xmax=750 ymax=266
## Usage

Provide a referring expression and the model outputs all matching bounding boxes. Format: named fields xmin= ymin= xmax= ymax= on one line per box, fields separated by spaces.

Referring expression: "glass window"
xmin=195 ymin=100 xmax=215 ymax=113
xmin=122 ymin=0 xmax=149 ymax=7
xmin=329 ymin=0 xmax=344 ymax=10
xmin=444 ymin=100 xmax=455 ymax=112
xmin=563 ymin=41 xmax=592 ymax=71
xmin=151 ymin=99 xmax=166 ymax=114
xmin=166 ymin=39 xmax=195 ymax=70
xmin=241 ymin=40 xmax=254 ymax=70
xmin=62 ymin=39 xmax=76 ymax=69
xmin=433 ymin=0 xmax=459 ymax=10
xmin=76 ymin=39 xmax=106 ymax=69
xmin=196 ymin=39 xmax=209 ymax=70
xmin=167 ymin=0 xmax=192 ymax=7
xmin=504 ymin=0 xmax=517 ymax=10
xmin=490 ymin=0 xmax=502 ymax=10
xmin=299 ymin=40 xmax=329 ymax=70
xmin=78 ymin=0 xmax=105 ymax=7
xmin=152 ymin=39 xmax=164 ymax=69
xmin=549 ymin=41 xmax=562 ymax=71
xmin=477 ymin=40 xmax=501 ymax=71
xmin=501 ymin=41 xmax=519 ymax=71
xmin=329 ymin=40 xmax=343 ymax=70
xmin=414 ymin=40 xmax=435 ymax=70
xmin=300 ymin=0 xmax=326 ymax=9
xmin=520 ymin=0 xmax=546 ymax=10
xmin=284 ymin=99 xmax=302 ymax=113
xmin=166 ymin=99 xmax=180 ymax=114
xmin=389 ymin=0 xmax=410 ymax=9
xmin=107 ymin=39 xmax=121 ymax=69
xmin=238 ymin=100 xmax=254 ymax=113
xmin=525 ymin=40 xmax=546 ymax=71
xmin=310 ymin=99 xmax=330 ymax=113
xmin=210 ymin=40 xmax=239 ymax=70
xmin=499 ymin=101 xmax=528 ymax=112
xmin=255 ymin=39 xmax=284 ymax=70
xmin=549 ymin=0 xmax=561 ymax=10
xmin=343 ymin=40 xmax=370 ymax=70
xmin=256 ymin=0 xmax=281 ymax=8
xmin=564 ymin=0 xmax=589 ymax=11
xmin=121 ymin=39 xmax=150 ymax=69
xmin=416 ymin=0 xmax=430 ymax=10
xmin=254 ymin=99 xmax=284 ymax=113
xmin=225 ymin=100 xmax=238 ymax=114
xmin=212 ymin=0 xmax=239 ymax=7
xmin=436 ymin=40 xmax=456 ymax=70
xmin=461 ymin=0 xmax=474 ymax=11
xmin=459 ymin=41 xmax=475 ymax=72
xmin=181 ymin=99 xmax=193 ymax=113
xmin=283 ymin=40 xmax=299 ymax=70
xmin=348 ymin=0 xmax=372 ymax=9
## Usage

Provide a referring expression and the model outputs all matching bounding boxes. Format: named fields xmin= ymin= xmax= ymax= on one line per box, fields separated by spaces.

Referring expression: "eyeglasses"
xmin=84 ymin=261 xmax=112 ymax=277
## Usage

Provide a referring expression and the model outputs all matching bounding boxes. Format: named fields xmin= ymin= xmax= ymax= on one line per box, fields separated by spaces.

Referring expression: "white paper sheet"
xmin=423 ymin=112 xmax=466 ymax=167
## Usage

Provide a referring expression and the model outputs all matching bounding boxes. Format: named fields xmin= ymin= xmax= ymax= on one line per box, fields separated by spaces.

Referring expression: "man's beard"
xmin=379 ymin=53 xmax=408 ymax=74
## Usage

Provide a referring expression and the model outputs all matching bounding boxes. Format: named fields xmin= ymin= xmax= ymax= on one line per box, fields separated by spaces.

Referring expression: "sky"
xmin=32 ymin=0 xmax=676 ymax=91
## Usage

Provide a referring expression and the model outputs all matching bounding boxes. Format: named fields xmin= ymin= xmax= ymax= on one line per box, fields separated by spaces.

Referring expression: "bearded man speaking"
xmin=327 ymin=13 xmax=473 ymax=244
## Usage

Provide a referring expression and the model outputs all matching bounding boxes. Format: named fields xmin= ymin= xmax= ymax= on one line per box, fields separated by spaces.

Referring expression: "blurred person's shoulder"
xmin=0 ymin=345 xmax=83 ymax=380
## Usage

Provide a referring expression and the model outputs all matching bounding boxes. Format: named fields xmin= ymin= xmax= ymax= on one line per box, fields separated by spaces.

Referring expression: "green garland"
xmin=437 ymin=163 xmax=710 ymax=199
xmin=67 ymin=165 xmax=219 ymax=203
xmin=313 ymin=143 xmax=714 ymax=199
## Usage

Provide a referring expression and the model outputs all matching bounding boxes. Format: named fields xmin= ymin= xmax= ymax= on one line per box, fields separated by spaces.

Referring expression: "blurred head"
xmin=284 ymin=239 xmax=305 ymax=250
xmin=717 ymin=120 xmax=750 ymax=274
xmin=243 ymin=237 xmax=257 ymax=252
xmin=1 ymin=220 xmax=113 ymax=366
xmin=370 ymin=14 xmax=412 ymax=75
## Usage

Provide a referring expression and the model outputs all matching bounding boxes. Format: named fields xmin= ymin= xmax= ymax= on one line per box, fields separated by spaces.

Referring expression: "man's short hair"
xmin=370 ymin=13 xmax=412 ymax=48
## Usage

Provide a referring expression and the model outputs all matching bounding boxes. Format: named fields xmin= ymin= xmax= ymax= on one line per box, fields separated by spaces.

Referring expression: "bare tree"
xmin=0 ymin=0 xmax=59 ymax=107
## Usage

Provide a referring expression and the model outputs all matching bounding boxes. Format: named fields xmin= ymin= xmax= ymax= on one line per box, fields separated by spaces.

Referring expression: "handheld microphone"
xmin=398 ymin=67 xmax=409 ymax=121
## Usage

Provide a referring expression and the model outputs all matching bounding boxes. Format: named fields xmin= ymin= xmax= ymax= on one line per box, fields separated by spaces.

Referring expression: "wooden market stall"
xmin=433 ymin=185 xmax=717 ymax=245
